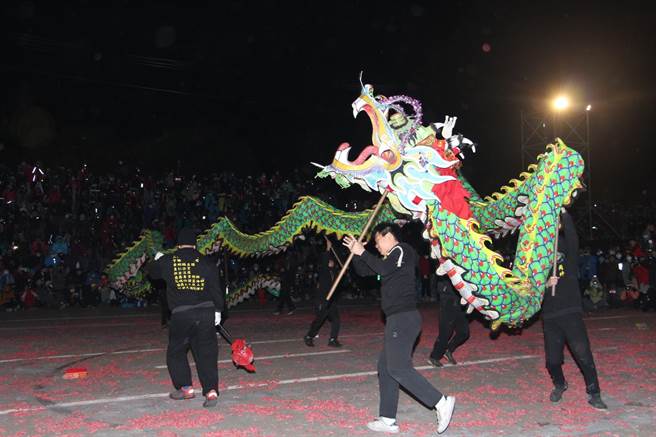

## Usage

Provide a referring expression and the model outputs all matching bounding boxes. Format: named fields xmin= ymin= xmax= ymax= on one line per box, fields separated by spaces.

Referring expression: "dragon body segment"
xmin=316 ymin=80 xmax=584 ymax=327
xmin=226 ymin=274 xmax=281 ymax=309
xmin=196 ymin=196 xmax=396 ymax=257
xmin=426 ymin=141 xmax=582 ymax=326
xmin=106 ymin=196 xmax=397 ymax=304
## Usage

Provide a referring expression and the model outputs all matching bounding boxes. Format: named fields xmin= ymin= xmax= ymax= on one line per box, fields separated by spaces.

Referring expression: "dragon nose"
xmin=381 ymin=150 xmax=395 ymax=164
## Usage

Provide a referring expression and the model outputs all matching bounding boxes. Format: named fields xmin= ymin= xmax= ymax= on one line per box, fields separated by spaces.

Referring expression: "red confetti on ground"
xmin=204 ymin=427 xmax=270 ymax=437
xmin=34 ymin=412 xmax=111 ymax=434
xmin=1 ymin=306 xmax=654 ymax=435
xmin=118 ymin=409 xmax=225 ymax=430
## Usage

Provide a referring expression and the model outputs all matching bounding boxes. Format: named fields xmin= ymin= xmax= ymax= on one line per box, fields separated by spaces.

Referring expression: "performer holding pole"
xmin=149 ymin=228 xmax=224 ymax=408
xmin=304 ymin=236 xmax=342 ymax=347
xmin=543 ymin=209 xmax=607 ymax=409
xmin=344 ymin=222 xmax=455 ymax=435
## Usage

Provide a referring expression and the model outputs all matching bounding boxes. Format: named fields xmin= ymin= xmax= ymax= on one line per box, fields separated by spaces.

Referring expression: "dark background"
xmin=1 ymin=0 xmax=654 ymax=199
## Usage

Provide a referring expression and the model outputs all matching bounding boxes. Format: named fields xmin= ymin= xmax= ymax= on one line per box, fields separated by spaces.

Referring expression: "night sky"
xmin=1 ymin=0 xmax=655 ymax=199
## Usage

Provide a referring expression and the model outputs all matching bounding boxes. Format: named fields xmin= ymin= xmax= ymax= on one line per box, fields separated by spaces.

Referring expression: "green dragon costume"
xmin=314 ymin=79 xmax=583 ymax=328
xmin=106 ymin=196 xmax=397 ymax=307
xmin=107 ymin=79 xmax=583 ymax=328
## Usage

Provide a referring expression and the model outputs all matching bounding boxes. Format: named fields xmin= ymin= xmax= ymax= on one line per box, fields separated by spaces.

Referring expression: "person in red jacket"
xmin=633 ymin=258 xmax=650 ymax=296
xmin=418 ymin=254 xmax=432 ymax=301
xmin=21 ymin=280 xmax=39 ymax=308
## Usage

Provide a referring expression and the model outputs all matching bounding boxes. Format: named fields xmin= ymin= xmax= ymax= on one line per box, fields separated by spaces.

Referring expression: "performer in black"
xmin=304 ymin=237 xmax=341 ymax=347
xmin=158 ymin=284 xmax=171 ymax=328
xmin=344 ymin=223 xmax=455 ymax=435
xmin=428 ymin=276 xmax=469 ymax=367
xmin=273 ymin=261 xmax=296 ymax=315
xmin=149 ymin=228 xmax=224 ymax=408
xmin=543 ymin=210 xmax=607 ymax=409
xmin=145 ymin=274 xmax=170 ymax=328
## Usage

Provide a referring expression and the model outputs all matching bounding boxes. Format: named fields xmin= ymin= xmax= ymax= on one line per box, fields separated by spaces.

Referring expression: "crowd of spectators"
xmin=577 ymin=226 xmax=656 ymax=312
xmin=1 ymin=160 xmax=654 ymax=314
xmin=0 ymin=160 xmax=345 ymax=311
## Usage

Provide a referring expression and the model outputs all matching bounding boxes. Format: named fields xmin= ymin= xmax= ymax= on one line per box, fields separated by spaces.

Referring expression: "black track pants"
xmin=306 ymin=301 xmax=340 ymax=339
xmin=378 ymin=310 xmax=443 ymax=418
xmin=430 ymin=301 xmax=469 ymax=360
xmin=166 ymin=308 xmax=219 ymax=396
xmin=543 ymin=313 xmax=600 ymax=394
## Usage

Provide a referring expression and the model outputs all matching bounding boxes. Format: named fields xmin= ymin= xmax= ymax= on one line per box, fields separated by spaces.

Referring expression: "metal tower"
xmin=520 ymin=108 xmax=593 ymax=240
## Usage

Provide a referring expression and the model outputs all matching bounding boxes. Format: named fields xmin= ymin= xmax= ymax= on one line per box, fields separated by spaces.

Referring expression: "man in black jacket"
xmin=543 ymin=210 xmax=607 ymax=409
xmin=149 ymin=228 xmax=224 ymax=408
xmin=344 ymin=223 xmax=455 ymax=435
xmin=273 ymin=261 xmax=296 ymax=315
xmin=304 ymin=237 xmax=341 ymax=347
xmin=428 ymin=277 xmax=469 ymax=367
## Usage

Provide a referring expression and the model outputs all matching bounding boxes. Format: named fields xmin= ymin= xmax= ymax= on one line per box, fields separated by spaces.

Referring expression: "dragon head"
xmin=315 ymin=78 xmax=476 ymax=217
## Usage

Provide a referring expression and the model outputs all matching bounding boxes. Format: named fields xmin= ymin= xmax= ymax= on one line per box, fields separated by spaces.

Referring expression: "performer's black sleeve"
xmin=357 ymin=246 xmax=403 ymax=276
xmin=351 ymin=254 xmax=376 ymax=277
xmin=561 ymin=211 xmax=579 ymax=277
xmin=201 ymin=257 xmax=225 ymax=312
xmin=318 ymin=251 xmax=330 ymax=277
xmin=145 ymin=258 xmax=163 ymax=280
xmin=317 ymin=251 xmax=331 ymax=290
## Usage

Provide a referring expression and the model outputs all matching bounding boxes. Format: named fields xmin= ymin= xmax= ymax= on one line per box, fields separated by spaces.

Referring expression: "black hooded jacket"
xmin=541 ymin=211 xmax=583 ymax=319
xmin=149 ymin=247 xmax=224 ymax=314
xmin=316 ymin=251 xmax=338 ymax=302
xmin=352 ymin=242 xmax=417 ymax=316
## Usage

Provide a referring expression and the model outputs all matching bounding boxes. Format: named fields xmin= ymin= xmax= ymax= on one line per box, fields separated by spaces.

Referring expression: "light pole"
xmin=521 ymin=94 xmax=593 ymax=240
xmin=585 ymin=104 xmax=592 ymax=241
xmin=550 ymin=94 xmax=594 ymax=241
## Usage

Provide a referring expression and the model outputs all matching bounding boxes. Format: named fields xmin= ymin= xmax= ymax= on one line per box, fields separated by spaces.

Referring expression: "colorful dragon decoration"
xmin=314 ymin=78 xmax=583 ymax=328
xmin=107 ymin=79 xmax=583 ymax=328
xmin=106 ymin=196 xmax=398 ymax=306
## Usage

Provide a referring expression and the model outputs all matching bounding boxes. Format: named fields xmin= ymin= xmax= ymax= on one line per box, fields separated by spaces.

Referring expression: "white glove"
xmin=441 ymin=115 xmax=457 ymax=139
xmin=154 ymin=251 xmax=164 ymax=261
xmin=214 ymin=312 xmax=221 ymax=326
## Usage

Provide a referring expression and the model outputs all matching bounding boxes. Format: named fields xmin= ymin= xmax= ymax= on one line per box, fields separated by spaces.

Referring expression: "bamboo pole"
xmin=325 ymin=189 xmax=389 ymax=301
xmin=326 ymin=237 xmax=345 ymax=268
xmin=551 ymin=215 xmax=561 ymax=297
xmin=224 ymin=252 xmax=230 ymax=295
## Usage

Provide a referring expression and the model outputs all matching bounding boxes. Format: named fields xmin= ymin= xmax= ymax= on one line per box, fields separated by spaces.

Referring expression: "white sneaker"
xmin=366 ymin=417 xmax=400 ymax=433
xmin=435 ymin=396 xmax=455 ymax=434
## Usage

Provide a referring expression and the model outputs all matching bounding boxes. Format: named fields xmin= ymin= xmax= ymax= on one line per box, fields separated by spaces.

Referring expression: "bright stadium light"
xmin=586 ymin=104 xmax=592 ymax=111
xmin=552 ymin=95 xmax=570 ymax=111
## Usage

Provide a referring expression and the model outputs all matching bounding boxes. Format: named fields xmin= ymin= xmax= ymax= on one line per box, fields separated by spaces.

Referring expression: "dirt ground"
xmin=1 ymin=302 xmax=655 ymax=436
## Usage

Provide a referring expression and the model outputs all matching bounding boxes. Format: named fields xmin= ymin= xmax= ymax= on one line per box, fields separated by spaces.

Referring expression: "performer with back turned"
xmin=149 ymin=228 xmax=224 ymax=408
